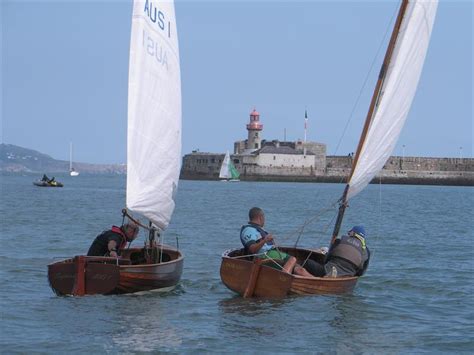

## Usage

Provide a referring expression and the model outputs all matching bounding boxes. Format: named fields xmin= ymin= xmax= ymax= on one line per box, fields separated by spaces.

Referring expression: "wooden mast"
xmin=331 ymin=0 xmax=410 ymax=241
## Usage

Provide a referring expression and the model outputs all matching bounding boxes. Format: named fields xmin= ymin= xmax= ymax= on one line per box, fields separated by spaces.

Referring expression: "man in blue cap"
xmin=305 ymin=225 xmax=370 ymax=277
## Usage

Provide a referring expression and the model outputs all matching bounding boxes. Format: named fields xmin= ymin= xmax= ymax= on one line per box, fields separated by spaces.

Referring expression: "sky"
xmin=2 ymin=0 xmax=472 ymax=164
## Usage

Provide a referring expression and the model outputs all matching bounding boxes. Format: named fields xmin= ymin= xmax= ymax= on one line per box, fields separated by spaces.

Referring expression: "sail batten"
xmin=127 ymin=0 xmax=181 ymax=230
xmin=347 ymin=0 xmax=438 ymax=200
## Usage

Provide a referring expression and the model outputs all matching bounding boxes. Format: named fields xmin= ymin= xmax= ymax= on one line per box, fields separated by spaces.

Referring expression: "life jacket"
xmin=328 ymin=234 xmax=366 ymax=269
xmin=240 ymin=222 xmax=270 ymax=252
xmin=111 ymin=225 xmax=128 ymax=250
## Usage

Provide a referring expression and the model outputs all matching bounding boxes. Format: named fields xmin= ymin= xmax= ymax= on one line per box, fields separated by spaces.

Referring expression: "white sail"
xmin=127 ymin=0 xmax=182 ymax=230
xmin=69 ymin=142 xmax=79 ymax=176
xmin=347 ymin=0 xmax=438 ymax=200
xmin=219 ymin=151 xmax=232 ymax=179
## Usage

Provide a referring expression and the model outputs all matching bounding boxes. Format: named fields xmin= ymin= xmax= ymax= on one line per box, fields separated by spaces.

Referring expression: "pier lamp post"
xmin=459 ymin=146 xmax=463 ymax=160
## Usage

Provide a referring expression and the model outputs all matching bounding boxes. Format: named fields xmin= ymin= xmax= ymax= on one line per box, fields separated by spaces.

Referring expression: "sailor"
xmin=306 ymin=225 xmax=370 ymax=277
xmin=240 ymin=207 xmax=313 ymax=276
xmin=87 ymin=222 xmax=139 ymax=258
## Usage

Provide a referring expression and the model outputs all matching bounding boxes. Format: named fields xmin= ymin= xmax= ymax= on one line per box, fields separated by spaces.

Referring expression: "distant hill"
xmin=0 ymin=144 xmax=126 ymax=174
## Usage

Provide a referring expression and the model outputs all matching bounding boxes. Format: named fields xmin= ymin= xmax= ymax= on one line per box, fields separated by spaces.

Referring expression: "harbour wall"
xmin=181 ymin=153 xmax=474 ymax=186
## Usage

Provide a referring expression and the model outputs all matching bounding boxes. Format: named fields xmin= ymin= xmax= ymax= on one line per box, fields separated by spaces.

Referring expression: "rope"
xmin=233 ymin=251 xmax=288 ymax=270
xmin=375 ymin=175 xmax=383 ymax=256
xmin=332 ymin=5 xmax=399 ymax=157
xmin=121 ymin=208 xmax=152 ymax=231
xmin=160 ymin=231 xmax=164 ymax=263
xmin=293 ymin=204 xmax=339 ymax=247
xmin=257 ymin=199 xmax=342 ymax=267
xmin=267 ymin=200 xmax=339 ymax=249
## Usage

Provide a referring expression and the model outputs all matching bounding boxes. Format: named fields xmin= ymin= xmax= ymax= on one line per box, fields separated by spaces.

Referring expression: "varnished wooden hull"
xmin=48 ymin=246 xmax=183 ymax=296
xmin=220 ymin=247 xmax=358 ymax=298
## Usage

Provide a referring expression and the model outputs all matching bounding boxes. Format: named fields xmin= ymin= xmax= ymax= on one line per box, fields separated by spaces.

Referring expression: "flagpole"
xmin=304 ymin=110 xmax=308 ymax=156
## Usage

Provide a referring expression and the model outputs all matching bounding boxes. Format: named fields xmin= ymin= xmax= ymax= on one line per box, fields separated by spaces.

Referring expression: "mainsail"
xmin=127 ymin=0 xmax=182 ymax=230
xmin=219 ymin=151 xmax=232 ymax=179
xmin=347 ymin=0 xmax=438 ymax=200
xmin=332 ymin=0 xmax=438 ymax=239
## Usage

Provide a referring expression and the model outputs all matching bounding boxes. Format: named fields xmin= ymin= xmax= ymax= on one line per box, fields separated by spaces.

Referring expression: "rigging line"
xmin=233 ymin=250 xmax=285 ymax=270
xmin=273 ymin=202 xmax=338 ymax=245
xmin=298 ymin=206 xmax=339 ymax=252
xmin=159 ymin=230 xmax=164 ymax=263
xmin=332 ymin=4 xmax=400 ymax=156
xmin=233 ymin=252 xmax=266 ymax=259
xmin=375 ymin=174 xmax=383 ymax=256
xmin=122 ymin=208 xmax=152 ymax=231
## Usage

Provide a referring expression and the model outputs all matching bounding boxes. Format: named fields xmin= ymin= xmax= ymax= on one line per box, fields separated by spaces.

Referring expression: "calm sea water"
xmin=1 ymin=174 xmax=473 ymax=353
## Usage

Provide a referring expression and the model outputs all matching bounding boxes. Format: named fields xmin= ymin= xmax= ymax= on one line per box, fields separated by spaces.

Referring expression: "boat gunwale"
xmin=221 ymin=247 xmax=359 ymax=282
xmin=47 ymin=245 xmax=184 ymax=268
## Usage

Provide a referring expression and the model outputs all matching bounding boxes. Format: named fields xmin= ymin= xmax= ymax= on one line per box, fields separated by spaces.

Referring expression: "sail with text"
xmin=127 ymin=0 xmax=182 ymax=230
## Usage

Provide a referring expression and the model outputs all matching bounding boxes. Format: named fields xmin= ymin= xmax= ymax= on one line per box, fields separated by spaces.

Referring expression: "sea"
xmin=0 ymin=174 xmax=473 ymax=354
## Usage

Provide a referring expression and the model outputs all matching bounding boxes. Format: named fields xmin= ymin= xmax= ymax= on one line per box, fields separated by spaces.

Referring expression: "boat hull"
xmin=220 ymin=247 xmax=358 ymax=298
xmin=48 ymin=246 xmax=183 ymax=296
xmin=33 ymin=181 xmax=64 ymax=187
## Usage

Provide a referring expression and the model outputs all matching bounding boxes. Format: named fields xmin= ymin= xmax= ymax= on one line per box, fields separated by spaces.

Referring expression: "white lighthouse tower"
xmin=246 ymin=108 xmax=263 ymax=151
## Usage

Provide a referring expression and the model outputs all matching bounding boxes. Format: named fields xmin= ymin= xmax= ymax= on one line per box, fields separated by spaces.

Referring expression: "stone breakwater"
xmin=181 ymin=153 xmax=474 ymax=186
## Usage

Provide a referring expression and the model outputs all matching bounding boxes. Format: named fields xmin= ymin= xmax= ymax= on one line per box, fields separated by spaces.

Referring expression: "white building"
xmin=234 ymin=108 xmax=326 ymax=171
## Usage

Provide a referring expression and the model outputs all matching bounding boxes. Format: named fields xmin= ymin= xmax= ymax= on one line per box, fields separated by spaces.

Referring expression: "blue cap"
xmin=350 ymin=225 xmax=366 ymax=238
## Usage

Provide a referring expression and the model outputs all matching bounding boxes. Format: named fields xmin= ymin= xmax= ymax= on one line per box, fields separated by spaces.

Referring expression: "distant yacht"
xmin=219 ymin=151 xmax=240 ymax=182
xmin=69 ymin=142 xmax=79 ymax=176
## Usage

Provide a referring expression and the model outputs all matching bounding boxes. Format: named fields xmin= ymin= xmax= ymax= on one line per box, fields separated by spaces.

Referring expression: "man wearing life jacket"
xmin=324 ymin=225 xmax=370 ymax=277
xmin=87 ymin=222 xmax=139 ymax=258
xmin=240 ymin=207 xmax=313 ymax=276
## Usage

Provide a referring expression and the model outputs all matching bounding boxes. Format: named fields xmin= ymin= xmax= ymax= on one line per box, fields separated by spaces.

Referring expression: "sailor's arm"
xmin=107 ymin=240 xmax=119 ymax=257
xmin=247 ymin=234 xmax=273 ymax=254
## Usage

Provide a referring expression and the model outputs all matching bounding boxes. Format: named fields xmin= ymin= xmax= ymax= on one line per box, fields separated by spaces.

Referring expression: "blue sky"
xmin=2 ymin=0 xmax=472 ymax=164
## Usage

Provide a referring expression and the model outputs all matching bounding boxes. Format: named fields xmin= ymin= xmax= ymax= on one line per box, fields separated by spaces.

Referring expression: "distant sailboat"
xmin=219 ymin=151 xmax=240 ymax=182
xmin=69 ymin=142 xmax=79 ymax=176
xmin=48 ymin=0 xmax=183 ymax=296
xmin=220 ymin=0 xmax=438 ymax=297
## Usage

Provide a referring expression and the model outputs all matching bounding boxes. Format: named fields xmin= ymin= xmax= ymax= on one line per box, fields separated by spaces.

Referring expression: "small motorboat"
xmin=33 ymin=180 xmax=63 ymax=187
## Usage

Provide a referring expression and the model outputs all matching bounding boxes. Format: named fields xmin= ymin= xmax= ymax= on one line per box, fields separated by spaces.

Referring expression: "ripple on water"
xmin=1 ymin=177 xmax=473 ymax=353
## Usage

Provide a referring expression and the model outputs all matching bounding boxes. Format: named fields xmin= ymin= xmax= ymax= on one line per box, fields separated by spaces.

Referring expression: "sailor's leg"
xmin=282 ymin=256 xmax=297 ymax=274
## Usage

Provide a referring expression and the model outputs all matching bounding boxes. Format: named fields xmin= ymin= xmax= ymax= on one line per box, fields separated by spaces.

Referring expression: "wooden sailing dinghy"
xmin=48 ymin=0 xmax=184 ymax=296
xmin=220 ymin=0 xmax=438 ymax=298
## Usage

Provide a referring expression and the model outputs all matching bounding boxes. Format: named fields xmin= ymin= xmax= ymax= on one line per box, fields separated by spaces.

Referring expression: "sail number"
xmin=143 ymin=0 xmax=171 ymax=38
xmin=142 ymin=30 xmax=169 ymax=70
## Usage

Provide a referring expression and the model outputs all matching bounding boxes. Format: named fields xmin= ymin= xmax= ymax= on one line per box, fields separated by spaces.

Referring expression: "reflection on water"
xmin=2 ymin=177 xmax=473 ymax=353
xmin=325 ymin=291 xmax=408 ymax=353
xmin=218 ymin=295 xmax=293 ymax=317
xmin=109 ymin=296 xmax=183 ymax=352
xmin=217 ymin=295 xmax=298 ymax=341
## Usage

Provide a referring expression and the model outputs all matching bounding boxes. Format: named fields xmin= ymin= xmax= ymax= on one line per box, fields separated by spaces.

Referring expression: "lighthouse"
xmin=246 ymin=108 xmax=263 ymax=151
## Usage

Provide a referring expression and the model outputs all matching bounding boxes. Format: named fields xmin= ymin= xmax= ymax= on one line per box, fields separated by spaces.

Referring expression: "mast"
xmin=69 ymin=142 xmax=73 ymax=171
xmin=331 ymin=0 xmax=409 ymax=241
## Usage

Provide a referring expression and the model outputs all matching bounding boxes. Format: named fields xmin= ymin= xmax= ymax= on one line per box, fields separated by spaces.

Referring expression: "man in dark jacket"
xmin=87 ymin=222 xmax=139 ymax=257
xmin=306 ymin=225 xmax=370 ymax=278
